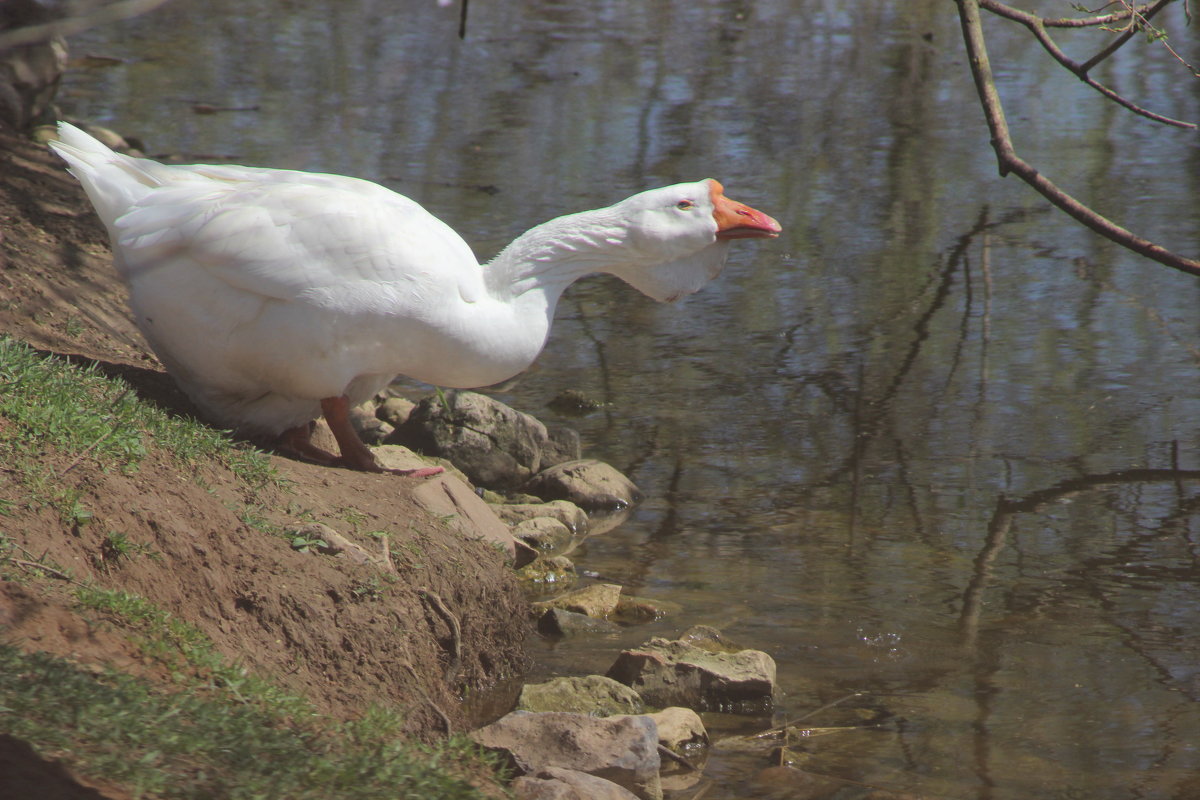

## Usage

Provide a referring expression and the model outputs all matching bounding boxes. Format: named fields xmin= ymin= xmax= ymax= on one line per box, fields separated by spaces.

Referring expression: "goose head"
xmin=605 ymin=179 xmax=781 ymax=302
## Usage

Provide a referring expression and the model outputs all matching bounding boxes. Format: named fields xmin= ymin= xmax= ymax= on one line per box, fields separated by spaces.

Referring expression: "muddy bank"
xmin=0 ymin=126 xmax=529 ymax=766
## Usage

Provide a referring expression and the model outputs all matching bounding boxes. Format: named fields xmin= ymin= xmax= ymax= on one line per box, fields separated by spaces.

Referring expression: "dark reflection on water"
xmin=60 ymin=1 xmax=1200 ymax=797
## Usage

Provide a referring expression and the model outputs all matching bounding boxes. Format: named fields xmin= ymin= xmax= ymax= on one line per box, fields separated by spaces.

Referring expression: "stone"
xmin=375 ymin=395 xmax=416 ymax=427
xmin=536 ymin=583 xmax=623 ymax=619
xmin=612 ymin=595 xmax=682 ymax=625
xmin=543 ymin=423 xmax=582 ymax=465
xmin=523 ymin=459 xmax=642 ymax=510
xmin=388 ymin=391 xmax=562 ymax=490
xmin=644 ymin=707 xmax=708 ymax=751
xmin=536 ymin=607 xmax=620 ymax=637
xmin=606 ymin=637 xmax=777 ymax=713
xmin=350 ymin=402 xmax=393 ymax=444
xmin=677 ymin=624 xmax=744 ymax=654
xmin=517 ymin=556 xmax=578 ymax=589
xmin=302 ymin=524 xmax=377 ymax=567
xmin=517 ymin=675 xmax=644 ymax=716
xmin=471 ymin=711 xmax=662 ymax=800
xmin=512 ymin=767 xmax=640 ymax=800
xmin=491 ymin=500 xmax=590 ymax=535
xmin=385 ymin=459 xmax=526 ymax=564
xmin=511 ymin=517 xmax=575 ymax=553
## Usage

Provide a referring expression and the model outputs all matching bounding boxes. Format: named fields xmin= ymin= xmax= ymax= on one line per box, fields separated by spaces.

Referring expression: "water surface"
xmin=61 ymin=2 xmax=1200 ymax=797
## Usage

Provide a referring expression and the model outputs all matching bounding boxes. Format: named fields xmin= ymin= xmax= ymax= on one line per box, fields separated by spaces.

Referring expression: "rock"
xmin=536 ymin=583 xmax=623 ymax=619
xmin=644 ymin=707 xmax=708 ymax=751
xmin=512 ymin=767 xmax=640 ymax=800
xmin=375 ymin=395 xmax=416 ymax=427
xmin=296 ymin=524 xmax=377 ymax=566
xmin=523 ymin=459 xmax=642 ymax=510
xmin=492 ymin=500 xmax=590 ymax=535
xmin=543 ymin=423 xmax=582 ymax=465
xmin=388 ymin=391 xmax=576 ymax=490
xmin=511 ymin=517 xmax=575 ymax=553
xmin=350 ymin=402 xmax=393 ymax=444
xmin=0 ymin=1 xmax=68 ymax=132
xmin=517 ymin=675 xmax=644 ymax=715
xmin=677 ymin=624 xmax=744 ymax=654
xmin=385 ymin=458 xmax=528 ymax=565
xmin=612 ymin=595 xmax=682 ymax=625
xmin=471 ymin=711 xmax=662 ymax=800
xmin=548 ymin=388 xmax=605 ymax=415
xmin=536 ymin=607 xmax=620 ymax=637
xmin=517 ymin=556 xmax=578 ymax=589
xmin=606 ymin=636 xmax=777 ymax=713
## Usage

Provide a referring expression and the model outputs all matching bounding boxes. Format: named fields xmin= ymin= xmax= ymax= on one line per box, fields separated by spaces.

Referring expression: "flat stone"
xmin=606 ymin=637 xmax=777 ymax=713
xmin=536 ymin=583 xmax=623 ymax=619
xmin=491 ymin=500 xmax=590 ymax=535
xmin=511 ymin=517 xmax=575 ymax=553
xmin=393 ymin=462 xmax=522 ymax=564
xmin=512 ymin=767 xmax=640 ymax=800
xmin=518 ymin=675 xmax=644 ymax=715
xmin=523 ymin=459 xmax=642 ymax=510
xmin=471 ymin=711 xmax=662 ymax=800
xmin=518 ymin=556 xmax=578 ymax=589
xmin=536 ymin=607 xmax=620 ymax=637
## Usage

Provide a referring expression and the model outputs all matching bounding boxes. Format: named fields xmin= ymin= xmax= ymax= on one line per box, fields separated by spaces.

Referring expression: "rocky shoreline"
xmin=343 ymin=388 xmax=782 ymax=800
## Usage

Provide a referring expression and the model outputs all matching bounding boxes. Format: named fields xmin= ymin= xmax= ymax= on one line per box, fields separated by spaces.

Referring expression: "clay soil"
xmin=0 ymin=129 xmax=529 ymax=797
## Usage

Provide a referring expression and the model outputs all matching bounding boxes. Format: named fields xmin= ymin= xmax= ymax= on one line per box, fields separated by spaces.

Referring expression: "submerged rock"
xmin=523 ymin=459 xmax=642 ymax=510
xmin=612 ymin=595 xmax=682 ymax=625
xmin=606 ymin=636 xmax=777 ymax=713
xmin=511 ymin=516 xmax=576 ymax=554
xmin=612 ymin=707 xmax=708 ymax=753
xmin=492 ymin=499 xmax=590 ymax=535
xmin=512 ymin=766 xmax=640 ymax=800
xmin=536 ymin=607 xmax=620 ymax=638
xmin=517 ymin=675 xmax=644 ymax=716
xmin=471 ymin=711 xmax=662 ymax=800
xmin=536 ymin=583 xmax=623 ymax=619
xmin=518 ymin=556 xmax=578 ymax=589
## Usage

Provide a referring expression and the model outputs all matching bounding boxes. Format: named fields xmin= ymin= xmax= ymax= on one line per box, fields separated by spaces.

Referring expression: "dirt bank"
xmin=0 ymin=127 xmax=529 ymax=793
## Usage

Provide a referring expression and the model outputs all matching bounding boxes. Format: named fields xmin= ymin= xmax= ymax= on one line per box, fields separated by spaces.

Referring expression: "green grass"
xmin=0 ymin=335 xmax=277 ymax=495
xmin=0 ymin=644 xmax=498 ymax=800
xmin=0 ymin=337 xmax=510 ymax=797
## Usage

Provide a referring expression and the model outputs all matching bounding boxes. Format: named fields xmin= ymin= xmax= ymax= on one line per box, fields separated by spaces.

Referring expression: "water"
xmin=59 ymin=1 xmax=1200 ymax=797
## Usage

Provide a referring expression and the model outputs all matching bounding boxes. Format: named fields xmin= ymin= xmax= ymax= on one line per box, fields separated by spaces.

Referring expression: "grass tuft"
xmin=0 ymin=335 xmax=279 ymax=498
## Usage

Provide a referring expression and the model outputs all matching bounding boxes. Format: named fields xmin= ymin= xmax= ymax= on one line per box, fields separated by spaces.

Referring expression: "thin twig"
xmin=419 ymin=589 xmax=462 ymax=683
xmin=754 ymin=692 xmax=865 ymax=738
xmin=956 ymin=0 xmax=1200 ymax=277
xmin=657 ymin=744 xmax=699 ymax=771
xmin=59 ymin=388 xmax=133 ymax=477
xmin=0 ymin=0 xmax=171 ymax=49
xmin=977 ymin=0 xmax=1194 ymax=127
xmin=9 ymin=558 xmax=81 ymax=584
xmin=402 ymin=663 xmax=453 ymax=735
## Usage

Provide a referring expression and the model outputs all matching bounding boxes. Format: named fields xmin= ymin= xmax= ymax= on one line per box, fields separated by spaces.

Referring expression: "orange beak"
xmin=710 ymin=180 xmax=782 ymax=240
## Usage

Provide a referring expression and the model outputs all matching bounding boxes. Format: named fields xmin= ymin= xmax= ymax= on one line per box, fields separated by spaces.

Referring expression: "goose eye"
xmin=676 ymin=200 xmax=695 ymax=210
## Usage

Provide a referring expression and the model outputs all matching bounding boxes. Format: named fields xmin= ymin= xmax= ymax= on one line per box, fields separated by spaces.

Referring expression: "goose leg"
xmin=278 ymin=421 xmax=340 ymax=465
xmin=320 ymin=395 xmax=444 ymax=477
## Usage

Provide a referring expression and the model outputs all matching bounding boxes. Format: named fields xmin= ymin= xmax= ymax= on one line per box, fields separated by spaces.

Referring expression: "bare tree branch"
xmin=977 ymin=0 xmax=1193 ymax=127
xmin=0 ymin=0 xmax=170 ymax=50
xmin=955 ymin=0 xmax=1200 ymax=278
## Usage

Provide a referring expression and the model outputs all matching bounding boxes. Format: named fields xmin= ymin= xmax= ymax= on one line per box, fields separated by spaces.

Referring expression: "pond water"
xmin=59 ymin=1 xmax=1200 ymax=797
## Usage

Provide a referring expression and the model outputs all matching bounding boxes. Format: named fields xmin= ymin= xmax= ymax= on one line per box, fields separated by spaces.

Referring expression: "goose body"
xmin=51 ymin=122 xmax=780 ymax=471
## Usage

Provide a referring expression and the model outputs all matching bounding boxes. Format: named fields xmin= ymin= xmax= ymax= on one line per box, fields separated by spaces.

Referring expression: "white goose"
xmin=51 ymin=122 xmax=781 ymax=473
